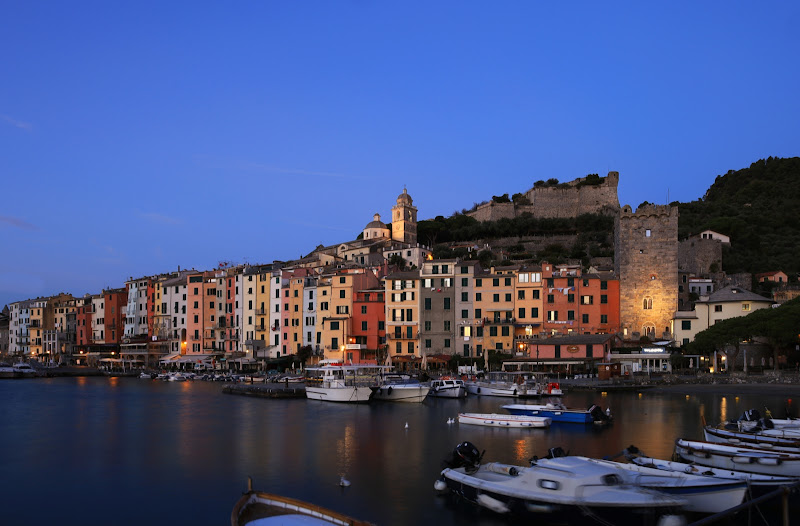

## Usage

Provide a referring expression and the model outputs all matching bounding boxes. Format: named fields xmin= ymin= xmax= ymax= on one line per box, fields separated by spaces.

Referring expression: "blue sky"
xmin=2 ymin=2 xmax=799 ymax=308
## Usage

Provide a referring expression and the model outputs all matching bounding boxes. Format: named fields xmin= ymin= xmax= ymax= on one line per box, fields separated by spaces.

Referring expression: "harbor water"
xmin=1 ymin=376 xmax=796 ymax=525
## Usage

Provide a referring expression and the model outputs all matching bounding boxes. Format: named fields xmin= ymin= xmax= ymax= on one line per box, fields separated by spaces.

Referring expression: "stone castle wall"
xmin=615 ymin=204 xmax=679 ymax=340
xmin=678 ymin=237 xmax=723 ymax=275
xmin=467 ymin=171 xmax=620 ymax=222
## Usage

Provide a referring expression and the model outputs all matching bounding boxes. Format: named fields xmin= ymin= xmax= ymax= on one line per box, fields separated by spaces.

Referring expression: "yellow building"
xmin=385 ymin=270 xmax=420 ymax=360
xmin=473 ymin=267 xmax=518 ymax=357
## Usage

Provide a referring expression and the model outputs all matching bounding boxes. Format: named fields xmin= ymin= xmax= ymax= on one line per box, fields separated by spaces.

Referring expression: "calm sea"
xmin=0 ymin=377 xmax=793 ymax=525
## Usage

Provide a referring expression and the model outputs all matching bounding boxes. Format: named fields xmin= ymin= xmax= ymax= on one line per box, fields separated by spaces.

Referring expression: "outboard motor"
xmin=740 ymin=408 xmax=761 ymax=422
xmin=442 ymin=441 xmax=483 ymax=472
xmin=589 ymin=404 xmax=609 ymax=423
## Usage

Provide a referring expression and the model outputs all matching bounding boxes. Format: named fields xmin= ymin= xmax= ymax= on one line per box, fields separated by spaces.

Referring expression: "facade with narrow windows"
xmin=420 ymin=259 xmax=457 ymax=359
xmin=616 ymin=203 xmax=679 ymax=340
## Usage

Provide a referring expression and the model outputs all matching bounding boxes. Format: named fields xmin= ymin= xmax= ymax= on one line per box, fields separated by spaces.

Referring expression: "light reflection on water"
xmin=0 ymin=378 xmax=795 ymax=526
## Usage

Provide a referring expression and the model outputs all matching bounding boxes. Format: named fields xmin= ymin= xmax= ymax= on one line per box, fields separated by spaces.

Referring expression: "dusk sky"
xmin=2 ymin=2 xmax=799 ymax=309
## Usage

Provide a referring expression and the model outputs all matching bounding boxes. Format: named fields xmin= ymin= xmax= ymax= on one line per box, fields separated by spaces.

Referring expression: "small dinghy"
xmin=457 ymin=413 xmax=551 ymax=428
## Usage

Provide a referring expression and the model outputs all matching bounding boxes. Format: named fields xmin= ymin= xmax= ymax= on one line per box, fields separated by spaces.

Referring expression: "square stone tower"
xmin=615 ymin=204 xmax=679 ymax=340
xmin=391 ymin=188 xmax=418 ymax=245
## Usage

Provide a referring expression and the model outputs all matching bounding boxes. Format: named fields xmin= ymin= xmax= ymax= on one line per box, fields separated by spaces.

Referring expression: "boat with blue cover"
xmin=502 ymin=402 xmax=612 ymax=424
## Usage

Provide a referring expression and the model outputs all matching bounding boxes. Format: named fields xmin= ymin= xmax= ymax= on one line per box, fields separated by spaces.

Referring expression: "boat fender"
xmin=433 ymin=478 xmax=447 ymax=492
xmin=757 ymin=457 xmax=782 ymax=466
xmin=387 ymin=386 xmax=393 ymax=395
xmin=657 ymin=515 xmax=688 ymax=526
xmin=476 ymin=493 xmax=510 ymax=514
xmin=513 ymin=389 xmax=517 ymax=396
xmin=732 ymin=456 xmax=754 ymax=464
xmin=477 ymin=387 xmax=481 ymax=394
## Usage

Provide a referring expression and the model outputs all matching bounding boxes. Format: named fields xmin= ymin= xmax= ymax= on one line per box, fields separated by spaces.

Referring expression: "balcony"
xmin=255 ymin=308 xmax=267 ymax=315
xmin=483 ymin=317 xmax=517 ymax=325
xmin=255 ymin=325 xmax=268 ymax=333
xmin=224 ymin=331 xmax=240 ymax=340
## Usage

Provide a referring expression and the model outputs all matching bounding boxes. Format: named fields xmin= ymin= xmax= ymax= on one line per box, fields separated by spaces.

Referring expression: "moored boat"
xmin=457 ymin=413 xmax=551 ymax=428
xmin=435 ymin=441 xmax=685 ymax=524
xmin=625 ymin=447 xmax=800 ymax=495
xmin=428 ymin=377 xmax=467 ymax=398
xmin=675 ymin=438 xmax=800 ymax=477
xmin=12 ymin=362 xmax=37 ymax=378
xmin=577 ymin=456 xmax=747 ymax=513
xmin=304 ymin=363 xmax=388 ymax=403
xmin=542 ymin=381 xmax=563 ymax=396
xmin=371 ymin=375 xmax=430 ymax=403
xmin=704 ymin=425 xmax=800 ymax=453
xmin=465 ymin=371 xmax=536 ymax=398
xmin=232 ymin=477 xmax=373 ymax=526
xmin=502 ymin=402 xmax=612 ymax=425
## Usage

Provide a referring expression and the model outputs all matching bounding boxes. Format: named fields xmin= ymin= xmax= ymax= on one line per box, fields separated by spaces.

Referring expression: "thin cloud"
xmin=0 ymin=215 xmax=38 ymax=230
xmin=138 ymin=211 xmax=183 ymax=225
xmin=1 ymin=114 xmax=33 ymax=132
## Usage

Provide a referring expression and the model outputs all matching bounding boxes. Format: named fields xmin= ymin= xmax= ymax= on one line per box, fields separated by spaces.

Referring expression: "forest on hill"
xmin=677 ymin=156 xmax=800 ymax=278
xmin=416 ymin=156 xmax=799 ymax=279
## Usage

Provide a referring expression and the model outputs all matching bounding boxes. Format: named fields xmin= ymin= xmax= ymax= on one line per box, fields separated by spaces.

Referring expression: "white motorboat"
xmin=304 ymin=363 xmax=388 ymax=403
xmin=465 ymin=371 xmax=535 ymax=398
xmin=436 ymin=442 xmax=685 ymax=524
xmin=371 ymin=375 xmax=430 ymax=403
xmin=675 ymin=438 xmax=800 ymax=477
xmin=0 ymin=362 xmax=16 ymax=379
xmin=703 ymin=425 xmax=800 ymax=452
xmin=12 ymin=362 xmax=36 ymax=378
xmin=457 ymin=413 xmax=551 ymax=428
xmin=625 ymin=447 xmax=800 ymax=495
xmin=428 ymin=377 xmax=467 ymax=398
xmin=577 ymin=456 xmax=747 ymax=513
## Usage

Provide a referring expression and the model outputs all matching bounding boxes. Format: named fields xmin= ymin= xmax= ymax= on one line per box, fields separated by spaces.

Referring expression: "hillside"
xmin=419 ymin=157 xmax=800 ymax=278
xmin=677 ymin=157 xmax=800 ymax=277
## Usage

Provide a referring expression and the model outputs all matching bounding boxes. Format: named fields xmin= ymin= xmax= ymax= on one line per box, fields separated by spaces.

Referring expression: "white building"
xmin=124 ymin=277 xmax=150 ymax=338
xmin=672 ymin=286 xmax=773 ymax=346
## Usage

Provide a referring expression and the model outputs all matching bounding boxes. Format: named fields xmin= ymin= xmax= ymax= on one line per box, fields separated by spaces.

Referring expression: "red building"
xmin=104 ymin=288 xmax=128 ymax=345
xmin=351 ymin=288 xmax=386 ymax=363
xmin=541 ymin=262 xmax=620 ymax=336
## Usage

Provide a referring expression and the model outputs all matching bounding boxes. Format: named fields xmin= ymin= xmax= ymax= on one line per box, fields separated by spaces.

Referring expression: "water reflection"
xmin=2 ymin=378 xmax=798 ymax=526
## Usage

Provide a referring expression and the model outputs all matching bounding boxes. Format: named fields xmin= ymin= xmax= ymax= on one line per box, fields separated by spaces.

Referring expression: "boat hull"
xmin=428 ymin=379 xmax=467 ymax=398
xmin=704 ymin=426 xmax=800 ymax=452
xmin=458 ymin=413 xmax=551 ymax=428
xmin=581 ymin=457 xmax=747 ymax=514
xmin=305 ymin=386 xmax=373 ymax=403
xmin=465 ymin=383 xmax=528 ymax=398
xmin=371 ymin=384 xmax=430 ymax=403
xmin=675 ymin=439 xmax=800 ymax=477
xmin=502 ymin=404 xmax=594 ymax=424
xmin=628 ymin=453 xmax=800 ymax=495
xmin=440 ymin=462 xmax=684 ymax=524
